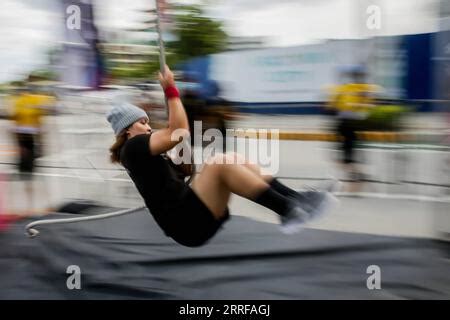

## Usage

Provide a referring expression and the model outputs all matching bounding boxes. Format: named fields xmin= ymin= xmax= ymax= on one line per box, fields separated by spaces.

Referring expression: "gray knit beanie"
xmin=106 ymin=102 xmax=149 ymax=136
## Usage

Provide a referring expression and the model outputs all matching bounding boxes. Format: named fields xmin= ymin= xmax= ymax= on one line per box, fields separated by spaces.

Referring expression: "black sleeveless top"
xmin=120 ymin=133 xmax=189 ymax=231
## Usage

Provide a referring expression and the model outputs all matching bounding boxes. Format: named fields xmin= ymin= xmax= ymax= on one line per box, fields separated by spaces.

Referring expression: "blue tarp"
xmin=178 ymin=56 xmax=219 ymax=101
xmin=403 ymin=33 xmax=434 ymax=111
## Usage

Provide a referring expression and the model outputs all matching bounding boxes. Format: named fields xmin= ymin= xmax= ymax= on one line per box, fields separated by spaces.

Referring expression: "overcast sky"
xmin=0 ymin=0 xmax=441 ymax=82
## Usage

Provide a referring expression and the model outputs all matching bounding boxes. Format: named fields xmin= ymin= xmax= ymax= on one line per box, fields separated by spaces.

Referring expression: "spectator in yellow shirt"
xmin=9 ymin=84 xmax=55 ymax=211
xmin=328 ymin=66 xmax=380 ymax=190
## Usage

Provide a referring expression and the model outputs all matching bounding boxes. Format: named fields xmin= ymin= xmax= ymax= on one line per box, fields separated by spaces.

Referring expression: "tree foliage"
xmin=166 ymin=4 xmax=228 ymax=64
xmin=109 ymin=4 xmax=228 ymax=81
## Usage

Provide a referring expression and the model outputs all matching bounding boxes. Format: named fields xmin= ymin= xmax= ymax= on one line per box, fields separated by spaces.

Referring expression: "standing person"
xmin=10 ymin=81 xmax=54 ymax=212
xmin=107 ymin=65 xmax=336 ymax=247
xmin=328 ymin=66 xmax=379 ymax=191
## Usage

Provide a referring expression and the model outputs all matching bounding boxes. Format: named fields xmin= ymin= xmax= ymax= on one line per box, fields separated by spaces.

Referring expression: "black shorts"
xmin=16 ymin=133 xmax=36 ymax=175
xmin=337 ymin=119 xmax=359 ymax=164
xmin=158 ymin=188 xmax=230 ymax=247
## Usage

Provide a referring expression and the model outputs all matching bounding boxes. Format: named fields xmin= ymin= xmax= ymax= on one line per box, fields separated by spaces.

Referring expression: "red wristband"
xmin=164 ymin=86 xmax=180 ymax=99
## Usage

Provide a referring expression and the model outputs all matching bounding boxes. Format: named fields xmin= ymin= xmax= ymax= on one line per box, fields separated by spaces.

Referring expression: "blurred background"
xmin=0 ymin=0 xmax=449 ymax=241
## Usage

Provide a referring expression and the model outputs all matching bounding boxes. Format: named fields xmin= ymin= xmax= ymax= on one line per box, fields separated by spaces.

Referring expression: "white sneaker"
xmin=279 ymin=204 xmax=310 ymax=235
xmin=280 ymin=190 xmax=337 ymax=235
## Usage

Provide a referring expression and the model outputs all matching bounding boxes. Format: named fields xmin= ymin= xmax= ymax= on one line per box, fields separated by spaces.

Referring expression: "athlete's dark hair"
xmin=109 ymin=129 xmax=128 ymax=163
